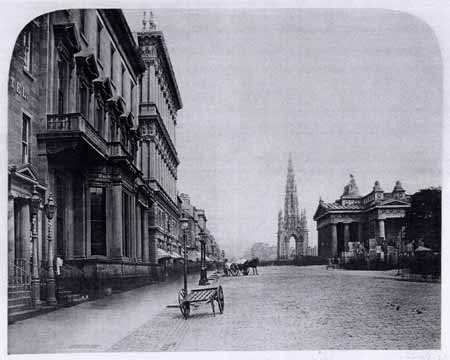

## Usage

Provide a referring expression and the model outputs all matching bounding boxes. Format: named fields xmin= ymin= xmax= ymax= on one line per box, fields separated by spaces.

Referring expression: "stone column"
xmin=331 ymin=223 xmax=338 ymax=257
xmin=136 ymin=205 xmax=142 ymax=261
xmin=378 ymin=219 xmax=385 ymax=240
xmin=344 ymin=223 xmax=350 ymax=252
xmin=142 ymin=208 xmax=149 ymax=262
xmin=111 ymin=184 xmax=123 ymax=258
xmin=20 ymin=201 xmax=31 ymax=274
xmin=8 ymin=196 xmax=15 ymax=273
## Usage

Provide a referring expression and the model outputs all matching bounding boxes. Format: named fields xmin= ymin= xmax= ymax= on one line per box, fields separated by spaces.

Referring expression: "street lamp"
xmin=198 ymin=229 xmax=209 ymax=286
xmin=44 ymin=192 xmax=57 ymax=305
xmin=180 ymin=215 xmax=189 ymax=297
xmin=30 ymin=185 xmax=41 ymax=308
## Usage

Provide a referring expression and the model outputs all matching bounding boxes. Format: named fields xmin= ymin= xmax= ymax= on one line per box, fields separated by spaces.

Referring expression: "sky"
xmin=124 ymin=9 xmax=442 ymax=258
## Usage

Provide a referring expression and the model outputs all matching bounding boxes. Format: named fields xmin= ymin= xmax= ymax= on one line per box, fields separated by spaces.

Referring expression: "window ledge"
xmin=23 ymin=67 xmax=34 ymax=81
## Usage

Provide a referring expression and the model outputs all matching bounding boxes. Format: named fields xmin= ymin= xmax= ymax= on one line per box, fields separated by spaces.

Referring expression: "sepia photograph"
xmin=2 ymin=2 xmax=447 ymax=358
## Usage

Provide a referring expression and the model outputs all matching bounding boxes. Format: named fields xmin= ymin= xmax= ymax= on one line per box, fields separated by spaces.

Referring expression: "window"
xmin=23 ymin=30 xmax=31 ymax=71
xmin=94 ymin=97 xmax=104 ymax=135
xmin=22 ymin=114 xmax=30 ymax=163
xmin=122 ymin=192 xmax=131 ymax=257
xmin=121 ymin=65 xmax=126 ymax=97
xmin=79 ymin=82 xmax=89 ymax=119
xmin=57 ymin=59 xmax=69 ymax=114
xmin=90 ymin=187 xmax=106 ymax=256
xmin=80 ymin=9 xmax=86 ymax=35
xmin=97 ymin=20 xmax=102 ymax=60
xmin=110 ymin=44 xmax=115 ymax=82
xmin=130 ymin=82 xmax=134 ymax=112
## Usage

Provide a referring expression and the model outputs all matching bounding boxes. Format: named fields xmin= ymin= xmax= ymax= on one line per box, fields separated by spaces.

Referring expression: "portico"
xmin=314 ymin=176 xmax=410 ymax=260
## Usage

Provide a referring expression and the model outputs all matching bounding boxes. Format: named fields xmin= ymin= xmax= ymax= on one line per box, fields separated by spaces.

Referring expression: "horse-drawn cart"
xmin=176 ymin=285 xmax=224 ymax=319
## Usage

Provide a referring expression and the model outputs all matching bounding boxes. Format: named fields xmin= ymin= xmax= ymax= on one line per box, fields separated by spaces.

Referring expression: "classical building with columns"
xmin=313 ymin=175 xmax=411 ymax=260
xmin=7 ymin=9 xmax=183 ymax=321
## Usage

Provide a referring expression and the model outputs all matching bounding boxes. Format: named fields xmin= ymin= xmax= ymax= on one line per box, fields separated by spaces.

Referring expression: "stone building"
xmin=313 ymin=175 xmax=411 ymax=261
xmin=7 ymin=9 xmax=183 ymax=321
xmin=179 ymin=193 xmax=220 ymax=262
xmin=277 ymin=155 xmax=309 ymax=260
xmin=137 ymin=13 xmax=182 ymax=264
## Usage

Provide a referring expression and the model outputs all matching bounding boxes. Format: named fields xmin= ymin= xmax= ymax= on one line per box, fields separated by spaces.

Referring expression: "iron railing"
xmin=8 ymin=258 xmax=31 ymax=285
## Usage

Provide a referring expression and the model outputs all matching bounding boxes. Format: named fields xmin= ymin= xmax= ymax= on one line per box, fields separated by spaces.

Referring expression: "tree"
xmin=405 ymin=187 xmax=441 ymax=252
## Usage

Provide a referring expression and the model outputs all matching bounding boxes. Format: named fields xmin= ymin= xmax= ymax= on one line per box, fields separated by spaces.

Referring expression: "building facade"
xmin=7 ymin=9 xmax=184 ymax=320
xmin=137 ymin=14 xmax=182 ymax=264
xmin=277 ymin=156 xmax=309 ymax=260
xmin=313 ymin=175 xmax=411 ymax=262
xmin=179 ymin=193 xmax=220 ymax=262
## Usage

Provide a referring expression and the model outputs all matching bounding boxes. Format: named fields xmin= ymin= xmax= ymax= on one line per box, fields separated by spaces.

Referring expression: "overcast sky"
xmin=125 ymin=9 xmax=442 ymax=258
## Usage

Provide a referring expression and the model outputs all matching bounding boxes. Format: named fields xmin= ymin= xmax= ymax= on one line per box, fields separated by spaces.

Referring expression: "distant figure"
xmin=223 ymin=258 xmax=230 ymax=276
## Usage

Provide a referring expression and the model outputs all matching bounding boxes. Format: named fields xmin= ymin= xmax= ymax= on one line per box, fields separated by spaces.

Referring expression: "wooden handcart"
xmin=176 ymin=285 xmax=224 ymax=319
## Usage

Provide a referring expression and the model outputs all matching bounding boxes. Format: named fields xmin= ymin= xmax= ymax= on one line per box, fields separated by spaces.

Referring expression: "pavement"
xmin=8 ymin=265 xmax=441 ymax=353
xmin=8 ymin=273 xmax=200 ymax=354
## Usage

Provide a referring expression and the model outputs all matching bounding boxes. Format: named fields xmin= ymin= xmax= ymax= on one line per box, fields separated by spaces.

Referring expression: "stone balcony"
xmin=39 ymin=113 xmax=108 ymax=159
xmin=39 ymin=113 xmax=136 ymax=166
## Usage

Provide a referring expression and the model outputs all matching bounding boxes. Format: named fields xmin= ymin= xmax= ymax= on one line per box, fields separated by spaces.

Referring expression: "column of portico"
xmin=20 ymin=200 xmax=31 ymax=274
xmin=331 ymin=223 xmax=338 ymax=257
xmin=111 ymin=184 xmax=123 ymax=258
xmin=378 ymin=219 xmax=385 ymax=240
xmin=8 ymin=196 xmax=15 ymax=272
xmin=344 ymin=223 xmax=350 ymax=252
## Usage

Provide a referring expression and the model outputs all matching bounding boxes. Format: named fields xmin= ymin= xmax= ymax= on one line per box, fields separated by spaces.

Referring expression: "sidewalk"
xmin=8 ymin=273 xmax=202 ymax=354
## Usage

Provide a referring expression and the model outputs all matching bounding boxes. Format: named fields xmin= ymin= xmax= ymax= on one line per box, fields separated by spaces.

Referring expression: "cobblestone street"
xmin=8 ymin=265 xmax=440 ymax=353
xmin=110 ymin=266 xmax=440 ymax=351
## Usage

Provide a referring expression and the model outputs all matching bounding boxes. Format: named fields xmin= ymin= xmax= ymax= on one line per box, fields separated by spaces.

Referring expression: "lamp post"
xmin=44 ymin=192 xmax=57 ymax=305
xmin=30 ymin=185 xmax=41 ymax=308
xmin=198 ymin=229 xmax=209 ymax=286
xmin=180 ymin=216 xmax=189 ymax=297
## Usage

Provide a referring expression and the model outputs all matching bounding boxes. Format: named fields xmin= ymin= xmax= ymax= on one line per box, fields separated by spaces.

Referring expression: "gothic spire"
xmin=284 ymin=155 xmax=300 ymax=229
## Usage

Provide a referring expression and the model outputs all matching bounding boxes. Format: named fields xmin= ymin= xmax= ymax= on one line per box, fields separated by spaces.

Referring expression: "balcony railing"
xmin=46 ymin=113 xmax=108 ymax=156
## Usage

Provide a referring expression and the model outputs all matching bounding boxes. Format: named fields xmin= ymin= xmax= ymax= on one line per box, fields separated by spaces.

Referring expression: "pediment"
xmin=313 ymin=204 xmax=328 ymax=220
xmin=75 ymin=52 xmax=99 ymax=80
xmin=53 ymin=23 xmax=81 ymax=55
xmin=380 ymin=199 xmax=410 ymax=207
xmin=93 ymin=77 xmax=113 ymax=100
xmin=16 ymin=164 xmax=40 ymax=182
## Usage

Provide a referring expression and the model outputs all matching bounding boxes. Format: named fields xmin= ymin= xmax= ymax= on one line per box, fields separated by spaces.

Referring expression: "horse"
xmin=243 ymin=258 xmax=259 ymax=275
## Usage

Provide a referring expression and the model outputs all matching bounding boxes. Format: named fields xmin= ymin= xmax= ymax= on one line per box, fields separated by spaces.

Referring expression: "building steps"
xmin=8 ymin=284 xmax=33 ymax=322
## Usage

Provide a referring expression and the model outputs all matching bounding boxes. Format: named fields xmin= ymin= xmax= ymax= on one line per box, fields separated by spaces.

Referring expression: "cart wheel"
xmin=216 ymin=285 xmax=224 ymax=314
xmin=178 ymin=289 xmax=190 ymax=319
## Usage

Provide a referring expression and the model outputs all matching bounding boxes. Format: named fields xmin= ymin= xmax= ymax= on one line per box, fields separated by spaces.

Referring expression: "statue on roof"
xmin=342 ymin=174 xmax=360 ymax=196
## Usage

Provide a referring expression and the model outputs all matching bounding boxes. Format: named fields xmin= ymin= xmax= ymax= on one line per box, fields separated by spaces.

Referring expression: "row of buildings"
xmin=8 ymin=9 xmax=220 ymax=321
